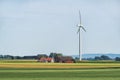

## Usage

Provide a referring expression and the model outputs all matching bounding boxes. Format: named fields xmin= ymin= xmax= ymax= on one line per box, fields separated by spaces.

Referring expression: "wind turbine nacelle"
xmin=77 ymin=24 xmax=83 ymax=27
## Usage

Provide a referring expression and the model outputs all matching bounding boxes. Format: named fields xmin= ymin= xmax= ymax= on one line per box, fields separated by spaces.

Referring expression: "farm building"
xmin=37 ymin=53 xmax=75 ymax=63
xmin=38 ymin=57 xmax=54 ymax=63
xmin=61 ymin=56 xmax=75 ymax=63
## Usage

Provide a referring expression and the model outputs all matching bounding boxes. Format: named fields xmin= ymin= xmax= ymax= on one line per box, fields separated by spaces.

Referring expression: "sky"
xmin=0 ymin=0 xmax=120 ymax=56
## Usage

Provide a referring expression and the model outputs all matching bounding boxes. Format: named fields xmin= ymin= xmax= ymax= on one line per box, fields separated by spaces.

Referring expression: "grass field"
xmin=0 ymin=60 xmax=120 ymax=80
xmin=0 ymin=68 xmax=120 ymax=80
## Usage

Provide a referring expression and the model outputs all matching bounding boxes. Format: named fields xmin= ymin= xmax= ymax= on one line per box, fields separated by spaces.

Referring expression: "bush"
xmin=94 ymin=55 xmax=112 ymax=60
xmin=115 ymin=57 xmax=120 ymax=61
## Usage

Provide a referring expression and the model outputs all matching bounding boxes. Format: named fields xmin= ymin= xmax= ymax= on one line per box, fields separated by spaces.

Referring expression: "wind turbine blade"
xmin=81 ymin=26 xmax=86 ymax=32
xmin=77 ymin=27 xmax=80 ymax=34
xmin=79 ymin=10 xmax=81 ymax=25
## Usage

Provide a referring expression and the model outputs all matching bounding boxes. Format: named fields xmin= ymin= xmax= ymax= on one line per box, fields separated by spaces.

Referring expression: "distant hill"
xmin=72 ymin=53 xmax=120 ymax=59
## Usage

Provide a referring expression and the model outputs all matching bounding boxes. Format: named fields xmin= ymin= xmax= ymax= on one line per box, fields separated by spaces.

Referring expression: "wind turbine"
xmin=77 ymin=10 xmax=86 ymax=61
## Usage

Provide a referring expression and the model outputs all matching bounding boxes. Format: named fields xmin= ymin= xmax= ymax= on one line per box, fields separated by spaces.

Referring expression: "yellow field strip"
xmin=0 ymin=63 xmax=120 ymax=68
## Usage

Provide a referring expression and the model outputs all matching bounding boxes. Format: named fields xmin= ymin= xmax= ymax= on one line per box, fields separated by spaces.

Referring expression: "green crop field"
xmin=0 ymin=60 xmax=120 ymax=80
xmin=0 ymin=68 xmax=120 ymax=80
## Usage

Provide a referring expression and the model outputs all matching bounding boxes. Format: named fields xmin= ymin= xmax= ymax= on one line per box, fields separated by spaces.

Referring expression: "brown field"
xmin=0 ymin=63 xmax=120 ymax=68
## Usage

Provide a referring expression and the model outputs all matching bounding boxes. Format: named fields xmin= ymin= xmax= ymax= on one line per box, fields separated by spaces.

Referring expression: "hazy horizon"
xmin=0 ymin=0 xmax=120 ymax=56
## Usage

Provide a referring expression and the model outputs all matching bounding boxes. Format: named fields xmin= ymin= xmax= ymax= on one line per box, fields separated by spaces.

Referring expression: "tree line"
xmin=79 ymin=55 xmax=120 ymax=61
xmin=0 ymin=55 xmax=38 ymax=60
xmin=0 ymin=54 xmax=120 ymax=61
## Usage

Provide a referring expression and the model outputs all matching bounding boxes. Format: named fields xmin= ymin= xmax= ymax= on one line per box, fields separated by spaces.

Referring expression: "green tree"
xmin=115 ymin=57 xmax=120 ymax=61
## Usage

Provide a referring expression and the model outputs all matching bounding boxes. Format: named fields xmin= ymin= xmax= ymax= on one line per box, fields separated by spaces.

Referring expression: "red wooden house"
xmin=38 ymin=57 xmax=53 ymax=63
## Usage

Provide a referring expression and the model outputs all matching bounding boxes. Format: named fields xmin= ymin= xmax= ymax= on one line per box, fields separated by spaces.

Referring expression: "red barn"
xmin=38 ymin=57 xmax=53 ymax=63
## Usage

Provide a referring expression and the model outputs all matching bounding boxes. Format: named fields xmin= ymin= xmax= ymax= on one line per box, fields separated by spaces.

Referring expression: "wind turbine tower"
xmin=77 ymin=10 xmax=86 ymax=61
